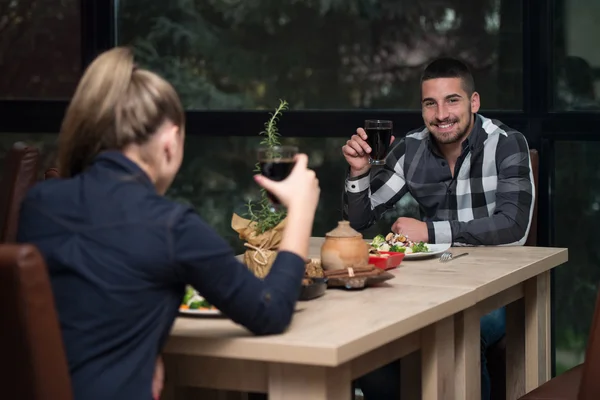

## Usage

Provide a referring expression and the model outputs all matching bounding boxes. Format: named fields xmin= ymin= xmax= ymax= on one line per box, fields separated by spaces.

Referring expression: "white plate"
xmin=179 ymin=308 xmax=222 ymax=317
xmin=403 ymin=243 xmax=451 ymax=260
xmin=179 ymin=305 xmax=307 ymax=317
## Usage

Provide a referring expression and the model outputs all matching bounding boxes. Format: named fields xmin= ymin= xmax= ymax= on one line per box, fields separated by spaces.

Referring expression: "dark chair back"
xmin=578 ymin=284 xmax=600 ymax=399
xmin=0 ymin=142 xmax=40 ymax=242
xmin=525 ymin=149 xmax=539 ymax=246
xmin=0 ymin=244 xmax=73 ymax=400
xmin=489 ymin=149 xmax=540 ymax=400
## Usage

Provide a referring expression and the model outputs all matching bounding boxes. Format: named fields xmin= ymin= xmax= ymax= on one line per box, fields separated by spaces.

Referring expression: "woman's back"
xmin=18 ymin=151 xmax=185 ymax=400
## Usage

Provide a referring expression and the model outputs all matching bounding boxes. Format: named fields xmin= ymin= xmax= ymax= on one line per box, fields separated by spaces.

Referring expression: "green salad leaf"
xmin=411 ymin=241 xmax=429 ymax=253
xmin=371 ymin=234 xmax=386 ymax=246
xmin=189 ymin=299 xmax=213 ymax=310
xmin=390 ymin=245 xmax=406 ymax=253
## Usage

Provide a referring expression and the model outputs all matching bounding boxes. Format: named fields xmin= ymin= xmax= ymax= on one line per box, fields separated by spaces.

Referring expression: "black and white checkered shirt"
xmin=343 ymin=114 xmax=535 ymax=246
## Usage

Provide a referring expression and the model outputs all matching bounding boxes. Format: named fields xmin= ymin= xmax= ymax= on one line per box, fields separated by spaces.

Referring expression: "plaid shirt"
xmin=343 ymin=114 xmax=535 ymax=246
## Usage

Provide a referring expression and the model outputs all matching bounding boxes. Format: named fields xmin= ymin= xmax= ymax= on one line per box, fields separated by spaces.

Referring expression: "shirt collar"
xmin=92 ymin=151 xmax=156 ymax=190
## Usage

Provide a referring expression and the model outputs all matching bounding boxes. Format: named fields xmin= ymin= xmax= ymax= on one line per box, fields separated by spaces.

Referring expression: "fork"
xmin=439 ymin=251 xmax=469 ymax=263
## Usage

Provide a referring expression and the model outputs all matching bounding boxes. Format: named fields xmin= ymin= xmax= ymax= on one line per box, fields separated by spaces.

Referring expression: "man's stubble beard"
xmin=434 ymin=111 xmax=473 ymax=145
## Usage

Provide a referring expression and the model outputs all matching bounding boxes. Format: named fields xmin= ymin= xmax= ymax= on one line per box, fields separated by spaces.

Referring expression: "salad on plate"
xmin=180 ymin=285 xmax=218 ymax=312
xmin=370 ymin=232 xmax=430 ymax=254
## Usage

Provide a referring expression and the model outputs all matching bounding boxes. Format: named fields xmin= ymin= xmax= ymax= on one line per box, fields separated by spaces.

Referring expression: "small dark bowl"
xmin=298 ymin=277 xmax=328 ymax=301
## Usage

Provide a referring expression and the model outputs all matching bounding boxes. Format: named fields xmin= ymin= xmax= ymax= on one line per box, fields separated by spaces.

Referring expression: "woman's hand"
xmin=254 ymin=153 xmax=320 ymax=215
xmin=255 ymin=153 xmax=320 ymax=259
xmin=152 ymin=356 xmax=164 ymax=400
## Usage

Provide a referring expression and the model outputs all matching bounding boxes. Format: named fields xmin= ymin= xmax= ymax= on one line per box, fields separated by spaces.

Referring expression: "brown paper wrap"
xmin=231 ymin=213 xmax=287 ymax=278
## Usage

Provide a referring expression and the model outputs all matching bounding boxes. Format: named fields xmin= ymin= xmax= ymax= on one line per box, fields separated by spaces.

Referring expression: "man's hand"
xmin=391 ymin=217 xmax=428 ymax=242
xmin=152 ymin=356 xmax=164 ymax=400
xmin=342 ymin=128 xmax=372 ymax=177
xmin=342 ymin=128 xmax=395 ymax=177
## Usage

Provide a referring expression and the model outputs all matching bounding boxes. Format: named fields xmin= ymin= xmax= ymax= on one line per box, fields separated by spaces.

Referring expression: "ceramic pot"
xmin=320 ymin=221 xmax=370 ymax=271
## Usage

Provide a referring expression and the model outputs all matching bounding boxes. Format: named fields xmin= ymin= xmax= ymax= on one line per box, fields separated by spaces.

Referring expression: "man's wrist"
xmin=349 ymin=166 xmax=371 ymax=178
xmin=345 ymin=168 xmax=371 ymax=193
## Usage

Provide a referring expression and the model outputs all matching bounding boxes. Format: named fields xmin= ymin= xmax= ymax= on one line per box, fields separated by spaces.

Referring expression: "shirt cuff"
xmin=271 ymin=251 xmax=306 ymax=277
xmin=345 ymin=171 xmax=370 ymax=194
xmin=427 ymin=221 xmax=453 ymax=244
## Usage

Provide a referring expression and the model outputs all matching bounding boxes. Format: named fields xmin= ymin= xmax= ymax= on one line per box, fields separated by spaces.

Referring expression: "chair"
xmin=0 ymin=244 xmax=73 ymax=400
xmin=525 ymin=149 xmax=539 ymax=247
xmin=518 ymin=283 xmax=600 ymax=399
xmin=487 ymin=149 xmax=539 ymax=400
xmin=0 ymin=142 xmax=40 ymax=242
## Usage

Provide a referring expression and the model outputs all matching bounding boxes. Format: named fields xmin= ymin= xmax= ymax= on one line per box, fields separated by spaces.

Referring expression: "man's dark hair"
xmin=421 ymin=57 xmax=475 ymax=96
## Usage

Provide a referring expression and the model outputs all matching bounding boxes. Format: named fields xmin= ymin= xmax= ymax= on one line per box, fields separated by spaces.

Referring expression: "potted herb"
xmin=231 ymin=100 xmax=290 ymax=277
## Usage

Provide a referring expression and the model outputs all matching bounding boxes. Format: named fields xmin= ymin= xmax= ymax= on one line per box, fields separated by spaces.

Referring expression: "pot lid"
xmin=325 ymin=221 xmax=362 ymax=238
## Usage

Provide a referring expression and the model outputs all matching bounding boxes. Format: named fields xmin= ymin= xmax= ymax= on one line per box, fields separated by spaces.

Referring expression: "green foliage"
xmin=117 ymin=0 xmax=512 ymax=110
xmin=245 ymin=100 xmax=289 ymax=234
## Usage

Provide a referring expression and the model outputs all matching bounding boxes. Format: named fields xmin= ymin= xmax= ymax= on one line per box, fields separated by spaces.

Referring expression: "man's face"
xmin=421 ymin=77 xmax=480 ymax=145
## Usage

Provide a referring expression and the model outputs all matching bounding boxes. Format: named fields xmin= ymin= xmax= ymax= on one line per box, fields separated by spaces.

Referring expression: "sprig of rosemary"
xmin=246 ymin=99 xmax=289 ymax=234
xmin=260 ymin=99 xmax=288 ymax=149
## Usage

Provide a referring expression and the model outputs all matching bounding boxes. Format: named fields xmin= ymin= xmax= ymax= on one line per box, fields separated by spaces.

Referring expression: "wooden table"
xmin=162 ymin=238 xmax=567 ymax=400
xmin=391 ymin=242 xmax=566 ymax=399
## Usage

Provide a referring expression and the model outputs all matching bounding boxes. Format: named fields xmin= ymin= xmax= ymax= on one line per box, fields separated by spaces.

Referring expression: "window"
xmin=0 ymin=0 xmax=81 ymax=99
xmin=0 ymin=133 xmax=409 ymax=254
xmin=553 ymin=0 xmax=600 ymax=111
xmin=168 ymin=136 xmax=412 ymax=253
xmin=116 ymin=0 xmax=523 ymax=110
xmin=553 ymin=141 xmax=600 ymax=374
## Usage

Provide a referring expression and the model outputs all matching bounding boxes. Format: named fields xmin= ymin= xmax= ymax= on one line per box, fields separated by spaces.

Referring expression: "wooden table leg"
xmin=422 ymin=316 xmax=455 ymax=400
xmin=454 ymin=307 xmax=481 ymax=400
xmin=524 ymin=271 xmax=552 ymax=391
xmin=268 ymin=363 xmax=352 ymax=400
xmin=506 ymin=272 xmax=551 ymax=399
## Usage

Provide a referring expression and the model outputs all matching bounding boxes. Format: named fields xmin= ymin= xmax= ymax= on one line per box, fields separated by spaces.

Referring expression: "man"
xmin=342 ymin=58 xmax=535 ymax=400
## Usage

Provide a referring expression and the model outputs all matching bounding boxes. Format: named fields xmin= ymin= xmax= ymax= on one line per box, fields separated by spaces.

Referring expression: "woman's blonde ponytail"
xmin=57 ymin=47 xmax=184 ymax=177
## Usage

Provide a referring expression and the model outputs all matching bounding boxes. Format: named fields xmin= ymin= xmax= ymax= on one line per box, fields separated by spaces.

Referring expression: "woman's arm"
xmin=173 ymin=153 xmax=319 ymax=335
xmin=172 ymin=208 xmax=310 ymax=336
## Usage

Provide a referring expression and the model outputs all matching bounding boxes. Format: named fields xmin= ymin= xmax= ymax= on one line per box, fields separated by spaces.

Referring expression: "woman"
xmin=17 ymin=47 xmax=320 ymax=400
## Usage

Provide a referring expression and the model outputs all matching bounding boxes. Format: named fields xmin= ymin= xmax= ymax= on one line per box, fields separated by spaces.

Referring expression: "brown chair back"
xmin=489 ymin=149 xmax=540 ymax=400
xmin=0 ymin=143 xmax=40 ymax=243
xmin=44 ymin=168 xmax=60 ymax=180
xmin=525 ymin=149 xmax=539 ymax=246
xmin=0 ymin=244 xmax=73 ymax=400
xmin=577 ymin=285 xmax=600 ymax=399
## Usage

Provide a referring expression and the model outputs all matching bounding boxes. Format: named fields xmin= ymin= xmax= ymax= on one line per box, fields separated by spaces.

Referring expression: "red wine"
xmin=259 ymin=159 xmax=295 ymax=204
xmin=366 ymin=127 xmax=393 ymax=161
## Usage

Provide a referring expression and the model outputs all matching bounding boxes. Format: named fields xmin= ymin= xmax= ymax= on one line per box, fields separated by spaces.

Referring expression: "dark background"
xmin=1 ymin=0 xmax=599 ymax=375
